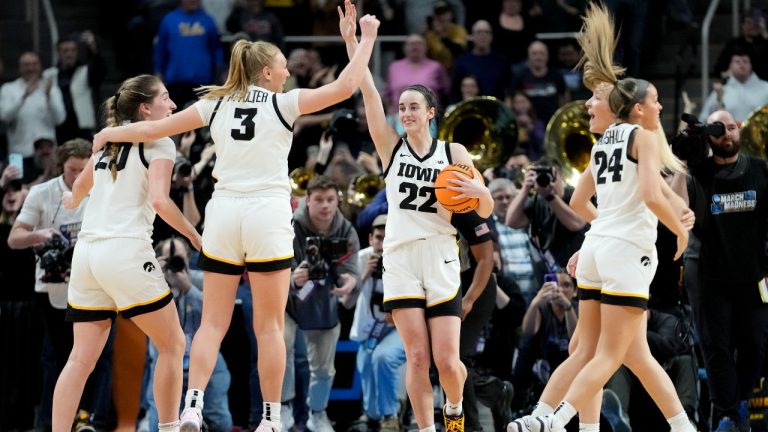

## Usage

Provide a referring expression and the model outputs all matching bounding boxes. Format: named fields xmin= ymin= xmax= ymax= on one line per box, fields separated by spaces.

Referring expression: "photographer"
xmin=151 ymin=149 xmax=201 ymax=245
xmin=144 ymin=238 xmax=232 ymax=432
xmin=674 ymin=109 xmax=768 ymax=432
xmin=7 ymin=138 xmax=113 ymax=431
xmin=349 ymin=214 xmax=406 ymax=432
xmin=283 ymin=175 xmax=359 ymax=432
xmin=504 ymin=158 xmax=588 ymax=281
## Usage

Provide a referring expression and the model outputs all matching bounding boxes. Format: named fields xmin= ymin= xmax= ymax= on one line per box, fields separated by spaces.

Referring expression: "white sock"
xmin=419 ymin=426 xmax=437 ymax=432
xmin=667 ymin=411 xmax=696 ymax=432
xmin=445 ymin=399 xmax=463 ymax=416
xmin=532 ymin=401 xmax=555 ymax=416
xmin=263 ymin=401 xmax=281 ymax=423
xmin=184 ymin=388 xmax=205 ymax=411
xmin=158 ymin=421 xmax=180 ymax=432
xmin=579 ymin=422 xmax=599 ymax=431
xmin=553 ymin=401 xmax=577 ymax=425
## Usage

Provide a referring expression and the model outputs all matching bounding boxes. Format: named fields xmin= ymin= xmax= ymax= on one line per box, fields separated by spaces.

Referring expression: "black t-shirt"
xmin=508 ymin=68 xmax=566 ymax=122
xmin=688 ymin=155 xmax=768 ymax=284
xmin=524 ymin=187 xmax=587 ymax=268
xmin=451 ymin=210 xmax=494 ymax=288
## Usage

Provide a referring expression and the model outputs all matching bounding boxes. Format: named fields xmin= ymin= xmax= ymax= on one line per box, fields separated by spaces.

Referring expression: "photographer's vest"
xmin=382 ymin=138 xmax=457 ymax=251
xmin=586 ymin=122 xmax=658 ymax=250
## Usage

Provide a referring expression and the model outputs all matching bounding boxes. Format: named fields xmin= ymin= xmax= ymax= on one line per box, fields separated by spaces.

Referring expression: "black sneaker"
xmin=492 ymin=381 xmax=515 ymax=431
xmin=601 ymin=389 xmax=631 ymax=432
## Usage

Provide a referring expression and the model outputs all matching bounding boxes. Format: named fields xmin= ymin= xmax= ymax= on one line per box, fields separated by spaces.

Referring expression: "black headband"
xmin=617 ymin=78 xmax=650 ymax=119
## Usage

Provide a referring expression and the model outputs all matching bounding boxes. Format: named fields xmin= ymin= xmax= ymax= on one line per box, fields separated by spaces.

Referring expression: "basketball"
xmin=435 ymin=164 xmax=482 ymax=213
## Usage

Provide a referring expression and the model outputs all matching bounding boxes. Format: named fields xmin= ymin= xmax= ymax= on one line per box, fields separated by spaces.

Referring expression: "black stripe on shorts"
xmin=578 ymin=286 xmax=602 ymax=301
xmin=246 ymin=256 xmax=293 ymax=273
xmin=121 ymin=290 xmax=174 ymax=319
xmin=383 ymin=297 xmax=426 ymax=312
xmin=66 ymin=306 xmax=117 ymax=323
xmin=601 ymin=292 xmax=648 ymax=310
xmin=197 ymin=251 xmax=246 ymax=275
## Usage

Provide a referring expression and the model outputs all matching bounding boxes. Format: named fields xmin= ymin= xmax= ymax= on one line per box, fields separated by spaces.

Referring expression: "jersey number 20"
xmin=95 ymin=143 xmax=131 ymax=172
xmin=594 ymin=148 xmax=624 ymax=184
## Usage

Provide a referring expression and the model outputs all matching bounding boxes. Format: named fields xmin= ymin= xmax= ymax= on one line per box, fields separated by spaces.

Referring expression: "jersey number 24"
xmin=594 ymin=148 xmax=624 ymax=184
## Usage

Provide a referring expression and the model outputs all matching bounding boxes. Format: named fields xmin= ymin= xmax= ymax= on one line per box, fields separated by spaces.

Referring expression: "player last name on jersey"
xmin=710 ymin=190 xmax=757 ymax=215
xmin=240 ymin=89 xmax=269 ymax=103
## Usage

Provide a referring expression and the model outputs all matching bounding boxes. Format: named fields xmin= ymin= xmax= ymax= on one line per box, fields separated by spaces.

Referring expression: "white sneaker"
xmin=307 ymin=411 xmax=334 ymax=432
xmin=255 ymin=419 xmax=282 ymax=432
xmin=507 ymin=415 xmax=565 ymax=432
xmin=280 ymin=403 xmax=294 ymax=431
xmin=179 ymin=407 xmax=202 ymax=432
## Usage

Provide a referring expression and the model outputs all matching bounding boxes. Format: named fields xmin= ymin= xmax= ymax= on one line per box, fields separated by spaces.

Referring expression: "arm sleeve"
xmin=451 ymin=211 xmax=493 ymax=245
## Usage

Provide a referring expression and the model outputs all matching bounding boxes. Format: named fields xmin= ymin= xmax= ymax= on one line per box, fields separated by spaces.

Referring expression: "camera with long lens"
xmin=173 ymin=156 xmax=193 ymax=178
xmin=35 ymin=235 xmax=74 ymax=283
xmin=532 ymin=164 xmax=556 ymax=187
xmin=165 ymin=239 xmax=186 ymax=273
xmin=671 ymin=113 xmax=726 ymax=164
xmin=305 ymin=236 xmax=349 ymax=280
xmin=326 ymin=108 xmax=358 ymax=138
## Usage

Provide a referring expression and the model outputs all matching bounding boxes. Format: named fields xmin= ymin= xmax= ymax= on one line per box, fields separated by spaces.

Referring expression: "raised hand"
xmin=337 ymin=0 xmax=357 ymax=43
xmin=358 ymin=14 xmax=381 ymax=40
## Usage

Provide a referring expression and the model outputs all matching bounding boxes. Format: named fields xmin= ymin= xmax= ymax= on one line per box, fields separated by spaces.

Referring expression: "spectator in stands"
xmin=201 ymin=0 xmax=237 ymax=35
xmin=556 ymin=38 xmax=590 ymax=101
xmin=385 ymin=34 xmax=451 ymax=115
xmin=44 ymin=30 xmax=106 ymax=144
xmin=714 ymin=8 xmax=768 ymax=81
xmin=492 ymin=0 xmax=535 ymax=66
xmin=145 ymin=238 xmax=232 ymax=432
xmin=504 ymin=157 xmax=587 ymax=275
xmin=284 ymin=175 xmax=360 ymax=432
xmin=402 ymin=0 xmax=465 ymax=35
xmin=154 ymin=0 xmax=224 ymax=109
xmin=0 ymin=167 xmax=37 ymax=432
xmin=445 ymin=75 xmax=480 ymax=114
xmin=451 ymin=20 xmax=509 ymax=103
xmin=424 ymin=1 xmax=467 ymax=73
xmin=488 ymin=178 xmax=536 ymax=304
xmin=512 ymin=270 xmax=577 ymax=407
xmin=508 ymin=40 xmax=570 ymax=123
xmin=604 ymin=0 xmax=649 ymax=76
xmin=0 ymin=52 xmax=66 ymax=158
xmin=699 ymin=50 xmax=768 ymax=122
xmin=226 ymin=0 xmax=285 ymax=50
xmin=509 ymin=91 xmax=545 ymax=161
xmin=21 ymin=137 xmax=57 ymax=188
xmin=350 ymin=214 xmax=406 ymax=432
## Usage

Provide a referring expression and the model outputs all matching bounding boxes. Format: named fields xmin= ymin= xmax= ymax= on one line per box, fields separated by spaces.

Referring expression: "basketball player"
xmin=51 ymin=74 xmax=201 ymax=432
xmin=507 ymin=4 xmax=696 ymax=432
xmin=339 ymin=2 xmax=493 ymax=431
xmin=90 ymin=12 xmax=381 ymax=432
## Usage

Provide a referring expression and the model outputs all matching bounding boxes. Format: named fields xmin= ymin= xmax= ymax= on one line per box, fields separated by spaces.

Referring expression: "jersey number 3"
xmin=231 ymin=108 xmax=258 ymax=140
xmin=594 ymin=148 xmax=624 ymax=184
xmin=399 ymin=182 xmax=438 ymax=213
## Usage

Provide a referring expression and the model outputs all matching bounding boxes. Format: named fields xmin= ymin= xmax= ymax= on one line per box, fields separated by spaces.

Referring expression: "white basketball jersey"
xmin=383 ymin=138 xmax=456 ymax=251
xmin=79 ymin=138 xmax=176 ymax=242
xmin=195 ymin=86 xmax=301 ymax=197
xmin=587 ymin=122 xmax=658 ymax=249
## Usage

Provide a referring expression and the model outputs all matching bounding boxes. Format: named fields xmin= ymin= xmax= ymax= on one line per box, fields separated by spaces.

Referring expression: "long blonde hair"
xmin=102 ymin=74 xmax=163 ymax=180
xmin=197 ymin=39 xmax=281 ymax=101
xmin=576 ymin=2 xmax=684 ymax=173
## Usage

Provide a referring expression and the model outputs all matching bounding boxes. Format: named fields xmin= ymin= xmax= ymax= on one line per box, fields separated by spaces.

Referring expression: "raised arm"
xmin=297 ymin=13 xmax=380 ymax=115
xmin=337 ymin=0 xmax=399 ymax=167
xmin=92 ymin=107 xmax=204 ymax=153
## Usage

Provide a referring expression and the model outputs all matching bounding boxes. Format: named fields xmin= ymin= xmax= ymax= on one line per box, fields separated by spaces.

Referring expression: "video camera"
xmin=305 ymin=236 xmax=349 ymax=280
xmin=671 ymin=113 xmax=726 ymax=164
xmin=173 ymin=156 xmax=193 ymax=178
xmin=35 ymin=235 xmax=74 ymax=283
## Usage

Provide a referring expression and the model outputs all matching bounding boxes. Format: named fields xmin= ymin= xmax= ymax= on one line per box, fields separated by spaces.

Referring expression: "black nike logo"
xmin=444 ymin=259 xmax=457 ymax=264
xmin=399 ymin=153 xmax=410 ymax=157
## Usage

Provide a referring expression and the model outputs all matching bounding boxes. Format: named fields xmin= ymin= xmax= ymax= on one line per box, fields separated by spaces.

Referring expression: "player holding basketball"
xmin=338 ymin=2 xmax=492 ymax=431
xmin=507 ymin=3 xmax=696 ymax=432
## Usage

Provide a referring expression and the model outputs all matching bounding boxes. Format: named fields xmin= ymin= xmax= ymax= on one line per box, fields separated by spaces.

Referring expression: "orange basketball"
xmin=435 ymin=164 xmax=481 ymax=213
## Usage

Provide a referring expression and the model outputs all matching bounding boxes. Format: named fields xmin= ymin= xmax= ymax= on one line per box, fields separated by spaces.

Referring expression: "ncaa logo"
xmin=143 ymin=262 xmax=155 ymax=272
xmin=640 ymin=256 xmax=651 ymax=267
